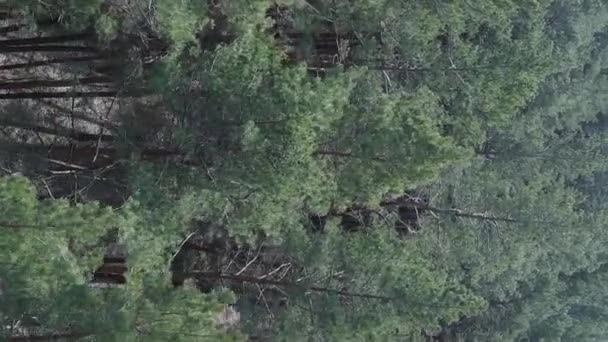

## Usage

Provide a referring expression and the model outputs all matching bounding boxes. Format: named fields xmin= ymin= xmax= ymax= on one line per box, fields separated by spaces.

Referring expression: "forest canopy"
xmin=2 ymin=0 xmax=608 ymax=341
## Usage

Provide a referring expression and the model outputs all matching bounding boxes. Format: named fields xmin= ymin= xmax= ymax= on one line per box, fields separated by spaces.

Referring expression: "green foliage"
xmin=154 ymin=0 xmax=209 ymax=57
xmin=134 ymin=0 xmax=608 ymax=338
xmin=0 ymin=176 xmax=240 ymax=341
xmin=326 ymin=80 xmax=466 ymax=203
xmin=95 ymin=13 xmax=120 ymax=43
xmin=147 ymin=31 xmax=468 ymax=240
xmin=240 ymin=223 xmax=486 ymax=341
xmin=6 ymin=0 xmax=104 ymax=29
xmin=6 ymin=0 xmax=608 ymax=339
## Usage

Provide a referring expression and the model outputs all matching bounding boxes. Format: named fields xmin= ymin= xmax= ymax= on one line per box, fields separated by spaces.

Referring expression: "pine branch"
xmin=187 ymin=272 xmax=394 ymax=301
xmin=0 ymin=222 xmax=51 ymax=230
xmin=314 ymin=149 xmax=387 ymax=162
xmin=380 ymin=198 xmax=556 ymax=225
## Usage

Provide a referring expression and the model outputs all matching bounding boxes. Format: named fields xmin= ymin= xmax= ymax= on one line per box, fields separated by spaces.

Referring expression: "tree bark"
xmin=0 ymin=32 xmax=93 ymax=46
xmin=0 ymin=24 xmax=24 ymax=35
xmin=0 ymin=76 xmax=114 ymax=90
xmin=0 ymin=118 xmax=114 ymax=142
xmin=0 ymin=11 xmax=16 ymax=21
xmin=0 ymin=45 xmax=97 ymax=53
xmin=37 ymin=100 xmax=117 ymax=131
xmin=0 ymin=143 xmax=116 ymax=171
xmin=0 ymin=143 xmax=188 ymax=166
xmin=0 ymin=91 xmax=120 ymax=99
xmin=0 ymin=55 xmax=104 ymax=71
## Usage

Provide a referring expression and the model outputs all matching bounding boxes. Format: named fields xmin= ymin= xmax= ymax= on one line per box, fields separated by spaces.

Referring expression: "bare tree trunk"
xmin=0 ymin=32 xmax=93 ymax=46
xmin=0 ymin=11 xmax=17 ymax=21
xmin=0 ymin=118 xmax=114 ymax=142
xmin=38 ymin=100 xmax=117 ymax=131
xmin=0 ymin=91 xmax=120 ymax=99
xmin=0 ymin=45 xmax=97 ymax=53
xmin=0 ymin=143 xmax=117 ymax=171
xmin=0 ymin=24 xmax=24 ymax=35
xmin=0 ymin=76 xmax=114 ymax=90
xmin=0 ymin=143 xmax=188 ymax=166
xmin=0 ymin=55 xmax=104 ymax=71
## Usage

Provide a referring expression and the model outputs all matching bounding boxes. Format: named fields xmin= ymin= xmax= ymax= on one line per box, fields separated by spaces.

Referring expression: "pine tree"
xmin=0 ymin=176 xmax=241 ymax=341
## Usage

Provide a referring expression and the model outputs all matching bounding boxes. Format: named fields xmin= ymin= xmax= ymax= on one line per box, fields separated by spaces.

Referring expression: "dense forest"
xmin=2 ymin=0 xmax=608 ymax=340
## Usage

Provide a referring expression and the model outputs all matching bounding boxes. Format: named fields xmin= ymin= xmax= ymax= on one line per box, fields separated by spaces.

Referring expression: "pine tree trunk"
xmin=381 ymin=198 xmax=547 ymax=224
xmin=0 ymin=76 xmax=114 ymax=90
xmin=37 ymin=100 xmax=117 ymax=131
xmin=0 ymin=143 xmax=190 ymax=166
xmin=0 ymin=32 xmax=93 ymax=46
xmin=0 ymin=11 xmax=16 ymax=21
xmin=1 ymin=45 xmax=97 ymax=53
xmin=0 ymin=55 xmax=104 ymax=71
xmin=0 ymin=24 xmax=23 ymax=35
xmin=0 ymin=91 xmax=120 ymax=99
xmin=0 ymin=118 xmax=114 ymax=142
